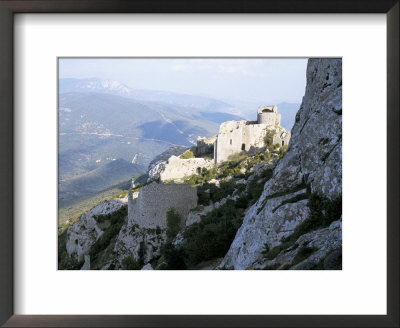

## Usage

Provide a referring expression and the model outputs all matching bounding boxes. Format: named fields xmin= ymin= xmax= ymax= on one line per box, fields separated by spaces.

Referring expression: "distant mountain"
xmin=59 ymin=92 xmax=217 ymax=142
xmin=196 ymin=111 xmax=244 ymax=124
xmin=59 ymin=78 xmax=132 ymax=97
xmin=59 ymin=78 xmax=233 ymax=112
xmin=58 ymin=158 xmax=144 ymax=208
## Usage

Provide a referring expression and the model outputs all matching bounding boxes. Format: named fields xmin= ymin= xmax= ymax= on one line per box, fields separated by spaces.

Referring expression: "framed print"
xmin=0 ymin=1 xmax=399 ymax=327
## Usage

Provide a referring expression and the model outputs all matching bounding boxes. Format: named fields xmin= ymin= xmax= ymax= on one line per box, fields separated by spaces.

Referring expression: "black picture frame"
xmin=0 ymin=1 xmax=398 ymax=327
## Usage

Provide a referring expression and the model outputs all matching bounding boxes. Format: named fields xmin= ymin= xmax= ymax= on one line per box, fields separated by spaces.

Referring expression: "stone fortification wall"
xmin=214 ymin=105 xmax=291 ymax=163
xmin=195 ymin=136 xmax=216 ymax=156
xmin=215 ymin=121 xmax=279 ymax=163
xmin=273 ymin=129 xmax=291 ymax=146
xmin=257 ymin=112 xmax=281 ymax=125
xmin=159 ymin=155 xmax=215 ymax=181
xmin=128 ymin=182 xmax=197 ymax=229
xmin=242 ymin=124 xmax=269 ymax=150
xmin=257 ymin=105 xmax=280 ymax=125
xmin=215 ymin=120 xmax=247 ymax=163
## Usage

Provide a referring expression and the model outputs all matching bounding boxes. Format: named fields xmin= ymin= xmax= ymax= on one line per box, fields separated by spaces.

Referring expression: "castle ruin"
xmin=127 ymin=106 xmax=290 ymax=233
xmin=214 ymin=105 xmax=290 ymax=163
xmin=128 ymin=182 xmax=198 ymax=229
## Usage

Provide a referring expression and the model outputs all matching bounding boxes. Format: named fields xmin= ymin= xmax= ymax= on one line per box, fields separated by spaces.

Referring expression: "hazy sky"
xmin=59 ymin=58 xmax=308 ymax=104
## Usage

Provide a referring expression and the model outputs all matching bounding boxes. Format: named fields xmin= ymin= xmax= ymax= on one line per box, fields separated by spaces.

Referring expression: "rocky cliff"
xmin=218 ymin=58 xmax=342 ymax=269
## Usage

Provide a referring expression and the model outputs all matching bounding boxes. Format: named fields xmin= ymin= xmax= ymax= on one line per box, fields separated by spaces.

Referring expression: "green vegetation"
xmin=58 ymin=180 xmax=130 ymax=228
xmin=160 ymin=168 xmax=271 ymax=269
xmin=264 ymin=129 xmax=275 ymax=148
xmin=218 ymin=164 xmax=244 ymax=179
xmin=210 ymin=181 xmax=236 ymax=203
xmin=277 ymin=145 xmax=288 ymax=159
xmin=159 ymin=163 xmax=277 ymax=269
xmin=122 ymin=256 xmax=141 ymax=270
xmin=58 ymin=228 xmax=83 ymax=270
xmin=181 ymin=199 xmax=245 ymax=268
xmin=247 ymin=168 xmax=274 ymax=204
xmin=227 ymin=151 xmax=248 ymax=163
xmin=197 ymin=188 xmax=211 ymax=206
xmin=166 ymin=208 xmax=182 ymax=241
xmin=263 ymin=263 xmax=281 ymax=270
xmin=180 ymin=150 xmax=195 ymax=159
xmin=111 ymin=189 xmax=131 ymax=199
xmin=272 ymin=192 xmax=309 ymax=213
xmin=89 ymin=205 xmax=128 ymax=263
xmin=185 ymin=167 xmax=217 ymax=186
xmin=247 ymin=152 xmax=264 ymax=168
xmin=291 ymin=246 xmax=318 ymax=266
xmin=216 ymin=152 xmax=249 ymax=179
xmin=263 ymin=240 xmax=298 ymax=261
xmin=268 ymin=143 xmax=280 ymax=152
xmin=263 ymin=128 xmax=286 ymax=156
xmin=162 ymin=243 xmax=187 ymax=270
xmin=315 ymin=248 xmax=342 ymax=270
xmin=257 ymin=180 xmax=308 ymax=214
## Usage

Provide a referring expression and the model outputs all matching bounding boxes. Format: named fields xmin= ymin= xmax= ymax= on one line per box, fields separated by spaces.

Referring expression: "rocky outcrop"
xmin=218 ymin=58 xmax=342 ymax=269
xmin=185 ymin=204 xmax=214 ymax=226
xmin=253 ymin=220 xmax=342 ymax=270
xmin=66 ymin=198 xmax=128 ymax=263
xmin=113 ymin=218 xmax=167 ymax=266
xmin=147 ymin=160 xmax=166 ymax=182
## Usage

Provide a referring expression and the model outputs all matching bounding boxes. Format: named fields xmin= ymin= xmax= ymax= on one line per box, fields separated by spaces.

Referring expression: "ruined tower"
xmin=257 ymin=105 xmax=281 ymax=126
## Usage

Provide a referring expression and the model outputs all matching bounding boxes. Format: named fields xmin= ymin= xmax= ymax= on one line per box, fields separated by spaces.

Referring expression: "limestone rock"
xmin=80 ymin=255 xmax=91 ymax=270
xmin=66 ymin=198 xmax=128 ymax=263
xmin=218 ymin=58 xmax=342 ymax=270
xmin=254 ymin=220 xmax=342 ymax=270
xmin=185 ymin=205 xmax=214 ymax=226
xmin=114 ymin=219 xmax=167 ymax=265
xmin=147 ymin=160 xmax=166 ymax=182
xmin=141 ymin=263 xmax=154 ymax=270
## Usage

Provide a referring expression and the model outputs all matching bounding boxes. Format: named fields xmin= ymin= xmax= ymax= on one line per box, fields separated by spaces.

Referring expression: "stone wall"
xmin=128 ymin=182 xmax=198 ymax=229
xmin=273 ymin=129 xmax=291 ymax=146
xmin=195 ymin=136 xmax=216 ymax=156
xmin=215 ymin=121 xmax=290 ymax=163
xmin=159 ymin=155 xmax=215 ymax=181
xmin=257 ymin=112 xmax=280 ymax=126
xmin=214 ymin=106 xmax=291 ymax=163
xmin=215 ymin=120 xmax=246 ymax=163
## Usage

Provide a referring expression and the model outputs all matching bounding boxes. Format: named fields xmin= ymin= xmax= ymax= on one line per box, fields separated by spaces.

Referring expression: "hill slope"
xmin=59 ymin=158 xmax=144 ymax=208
